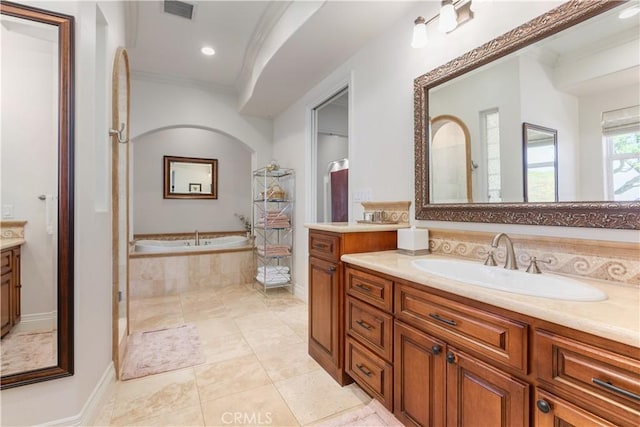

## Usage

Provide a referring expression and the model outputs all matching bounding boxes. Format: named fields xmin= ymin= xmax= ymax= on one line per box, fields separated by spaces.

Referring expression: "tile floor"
xmin=93 ymin=283 xmax=371 ymax=426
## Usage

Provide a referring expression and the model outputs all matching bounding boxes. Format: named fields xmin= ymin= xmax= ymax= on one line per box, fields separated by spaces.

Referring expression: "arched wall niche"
xmin=131 ymin=125 xmax=255 ymax=234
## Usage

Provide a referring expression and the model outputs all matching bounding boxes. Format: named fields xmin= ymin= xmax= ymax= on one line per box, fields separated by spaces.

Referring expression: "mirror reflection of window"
xmin=602 ymin=106 xmax=640 ymax=201
xmin=523 ymin=123 xmax=558 ymax=203
xmin=481 ymin=109 xmax=501 ymax=202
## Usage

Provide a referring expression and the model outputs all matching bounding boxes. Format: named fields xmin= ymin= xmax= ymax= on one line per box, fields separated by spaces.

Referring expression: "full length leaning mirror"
xmin=1 ymin=1 xmax=74 ymax=388
xmin=415 ymin=1 xmax=640 ymax=228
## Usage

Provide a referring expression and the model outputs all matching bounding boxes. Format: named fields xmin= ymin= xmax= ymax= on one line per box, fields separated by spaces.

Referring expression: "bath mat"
xmin=315 ymin=399 xmax=403 ymax=427
xmin=121 ymin=324 xmax=205 ymax=380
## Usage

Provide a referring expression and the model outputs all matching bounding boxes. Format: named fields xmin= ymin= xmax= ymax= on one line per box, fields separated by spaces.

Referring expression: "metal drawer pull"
xmin=355 ymin=320 xmax=373 ymax=330
xmin=355 ymin=284 xmax=372 ymax=293
xmin=313 ymin=242 xmax=329 ymax=250
xmin=429 ymin=313 xmax=457 ymax=326
xmin=356 ymin=363 xmax=373 ymax=377
xmin=536 ymin=399 xmax=551 ymax=413
xmin=592 ymin=378 xmax=640 ymax=401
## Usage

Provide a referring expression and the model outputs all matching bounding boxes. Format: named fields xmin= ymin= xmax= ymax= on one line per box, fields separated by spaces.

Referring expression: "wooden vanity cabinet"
xmin=339 ymin=263 xmax=640 ymax=427
xmin=344 ymin=266 xmax=395 ymax=409
xmin=308 ymin=229 xmax=397 ymax=386
xmin=1 ymin=246 xmax=22 ymax=338
xmin=394 ymin=282 xmax=529 ymax=427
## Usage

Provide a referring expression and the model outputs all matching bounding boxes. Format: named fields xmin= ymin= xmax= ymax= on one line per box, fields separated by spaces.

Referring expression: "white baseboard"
xmin=40 ymin=362 xmax=116 ymax=427
xmin=14 ymin=311 xmax=57 ymax=333
xmin=293 ymin=280 xmax=308 ymax=303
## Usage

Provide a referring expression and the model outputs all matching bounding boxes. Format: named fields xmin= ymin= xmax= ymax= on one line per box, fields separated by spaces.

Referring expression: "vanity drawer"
xmin=346 ymin=296 xmax=393 ymax=362
xmin=1 ymin=250 xmax=11 ymax=275
xmin=535 ymin=329 xmax=640 ymax=425
xmin=309 ymin=231 xmax=340 ymax=262
xmin=345 ymin=267 xmax=393 ymax=312
xmin=395 ymin=284 xmax=528 ymax=372
xmin=345 ymin=335 xmax=393 ymax=410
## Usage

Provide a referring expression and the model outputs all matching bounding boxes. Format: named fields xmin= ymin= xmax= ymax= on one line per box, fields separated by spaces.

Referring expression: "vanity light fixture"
xmin=201 ymin=46 xmax=215 ymax=56
xmin=618 ymin=6 xmax=640 ymax=19
xmin=411 ymin=0 xmax=474 ymax=48
xmin=412 ymin=16 xmax=428 ymax=48
xmin=438 ymin=0 xmax=458 ymax=33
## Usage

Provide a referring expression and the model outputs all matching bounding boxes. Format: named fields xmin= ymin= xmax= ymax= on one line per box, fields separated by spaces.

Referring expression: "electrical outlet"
xmin=2 ymin=205 xmax=13 ymax=219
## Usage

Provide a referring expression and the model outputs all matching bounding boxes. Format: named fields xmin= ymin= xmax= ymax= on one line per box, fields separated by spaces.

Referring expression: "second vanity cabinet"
xmin=308 ymin=228 xmax=397 ymax=385
xmin=1 ymin=246 xmax=22 ymax=338
xmin=340 ymin=261 xmax=640 ymax=427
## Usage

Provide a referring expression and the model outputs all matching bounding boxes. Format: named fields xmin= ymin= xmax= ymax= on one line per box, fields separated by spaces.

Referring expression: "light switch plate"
xmin=2 ymin=205 xmax=14 ymax=219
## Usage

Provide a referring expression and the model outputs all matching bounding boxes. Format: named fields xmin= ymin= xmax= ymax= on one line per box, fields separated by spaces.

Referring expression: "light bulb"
xmin=470 ymin=0 xmax=492 ymax=13
xmin=412 ymin=16 xmax=428 ymax=48
xmin=438 ymin=1 xmax=458 ymax=33
xmin=619 ymin=6 xmax=640 ymax=19
xmin=201 ymin=46 xmax=215 ymax=56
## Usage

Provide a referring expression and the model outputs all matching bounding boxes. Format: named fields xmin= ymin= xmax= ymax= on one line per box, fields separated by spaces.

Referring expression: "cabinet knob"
xmin=328 ymin=266 xmax=336 ymax=273
xmin=536 ymin=399 xmax=551 ymax=414
xmin=431 ymin=345 xmax=442 ymax=355
xmin=446 ymin=352 xmax=456 ymax=364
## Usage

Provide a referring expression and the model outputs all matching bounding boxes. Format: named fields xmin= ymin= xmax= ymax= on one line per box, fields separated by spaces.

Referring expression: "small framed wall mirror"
xmin=523 ymin=123 xmax=558 ymax=203
xmin=163 ymin=156 xmax=218 ymax=199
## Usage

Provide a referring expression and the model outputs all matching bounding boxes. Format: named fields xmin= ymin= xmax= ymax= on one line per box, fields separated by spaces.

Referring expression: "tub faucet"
xmin=491 ymin=232 xmax=518 ymax=270
xmin=195 ymin=230 xmax=200 ymax=246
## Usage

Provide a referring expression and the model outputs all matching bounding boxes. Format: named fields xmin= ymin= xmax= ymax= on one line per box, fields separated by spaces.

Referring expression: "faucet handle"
xmin=481 ymin=249 xmax=498 ymax=267
xmin=525 ymin=256 xmax=551 ymax=274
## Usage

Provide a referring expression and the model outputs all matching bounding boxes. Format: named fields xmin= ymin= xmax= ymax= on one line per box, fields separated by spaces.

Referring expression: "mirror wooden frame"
xmin=1 ymin=1 xmax=74 ymax=388
xmin=414 ymin=0 xmax=640 ymax=229
xmin=522 ymin=122 xmax=558 ymax=203
xmin=163 ymin=155 xmax=218 ymax=199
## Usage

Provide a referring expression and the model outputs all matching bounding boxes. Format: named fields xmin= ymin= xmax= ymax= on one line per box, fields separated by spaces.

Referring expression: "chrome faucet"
xmin=491 ymin=232 xmax=518 ymax=270
xmin=195 ymin=230 xmax=200 ymax=246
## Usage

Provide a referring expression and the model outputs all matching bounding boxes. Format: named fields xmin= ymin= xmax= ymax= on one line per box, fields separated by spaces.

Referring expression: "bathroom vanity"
xmin=306 ymin=224 xmax=402 ymax=385
xmin=1 ymin=242 xmax=23 ymax=338
xmin=339 ymin=251 xmax=639 ymax=427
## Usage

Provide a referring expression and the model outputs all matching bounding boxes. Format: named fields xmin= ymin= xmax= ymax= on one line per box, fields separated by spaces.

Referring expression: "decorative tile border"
xmin=361 ymin=201 xmax=411 ymax=224
xmin=1 ymin=220 xmax=27 ymax=239
xmin=133 ymin=230 xmax=247 ymax=241
xmin=428 ymin=228 xmax=640 ymax=286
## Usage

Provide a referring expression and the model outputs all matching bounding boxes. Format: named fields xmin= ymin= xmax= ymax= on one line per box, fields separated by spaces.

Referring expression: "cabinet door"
xmin=534 ymin=388 xmax=618 ymax=427
xmin=446 ymin=347 xmax=529 ymax=427
xmin=394 ymin=320 xmax=446 ymax=427
xmin=12 ymin=248 xmax=20 ymax=321
xmin=308 ymin=256 xmax=347 ymax=383
xmin=1 ymin=272 xmax=12 ymax=337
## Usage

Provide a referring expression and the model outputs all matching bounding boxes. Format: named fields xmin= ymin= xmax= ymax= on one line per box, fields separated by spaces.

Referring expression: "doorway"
xmin=314 ymin=88 xmax=349 ymax=222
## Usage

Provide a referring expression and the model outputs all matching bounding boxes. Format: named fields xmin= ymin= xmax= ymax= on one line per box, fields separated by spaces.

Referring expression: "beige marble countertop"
xmin=341 ymin=251 xmax=640 ymax=348
xmin=305 ymin=222 xmax=409 ymax=233
xmin=1 ymin=238 xmax=25 ymax=251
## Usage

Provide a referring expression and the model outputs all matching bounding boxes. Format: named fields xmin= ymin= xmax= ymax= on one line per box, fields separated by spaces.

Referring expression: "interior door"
xmin=331 ymin=168 xmax=348 ymax=222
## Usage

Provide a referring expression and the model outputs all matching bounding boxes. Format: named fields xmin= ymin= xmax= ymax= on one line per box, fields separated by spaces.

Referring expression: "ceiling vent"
xmin=164 ymin=0 xmax=194 ymax=20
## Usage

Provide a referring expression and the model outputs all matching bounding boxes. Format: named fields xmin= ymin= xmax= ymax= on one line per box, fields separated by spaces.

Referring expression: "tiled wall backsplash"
xmin=1 ymin=221 xmax=26 ymax=239
xmin=428 ymin=229 xmax=639 ymax=286
xmin=360 ymin=201 xmax=410 ymax=224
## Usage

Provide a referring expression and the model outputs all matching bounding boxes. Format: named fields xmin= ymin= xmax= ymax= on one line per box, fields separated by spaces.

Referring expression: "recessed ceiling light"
xmin=201 ymin=46 xmax=215 ymax=56
xmin=618 ymin=6 xmax=640 ymax=19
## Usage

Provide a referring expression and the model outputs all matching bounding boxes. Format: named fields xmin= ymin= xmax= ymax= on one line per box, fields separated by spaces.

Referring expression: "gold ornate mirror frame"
xmin=414 ymin=0 xmax=640 ymax=229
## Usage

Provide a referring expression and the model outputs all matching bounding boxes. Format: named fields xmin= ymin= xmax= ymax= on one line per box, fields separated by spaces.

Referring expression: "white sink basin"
xmin=411 ymin=258 xmax=607 ymax=302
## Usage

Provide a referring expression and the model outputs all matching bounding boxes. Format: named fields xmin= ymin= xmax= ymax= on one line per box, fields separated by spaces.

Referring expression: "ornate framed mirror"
xmin=415 ymin=0 xmax=640 ymax=228
xmin=1 ymin=1 xmax=74 ymax=388
xmin=163 ymin=156 xmax=218 ymax=199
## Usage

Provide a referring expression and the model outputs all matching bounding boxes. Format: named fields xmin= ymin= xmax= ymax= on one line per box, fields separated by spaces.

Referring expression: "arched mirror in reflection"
xmin=523 ymin=123 xmax=558 ymax=203
xmin=1 ymin=1 xmax=74 ymax=388
xmin=111 ymin=47 xmax=130 ymax=377
xmin=430 ymin=115 xmax=472 ymax=203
